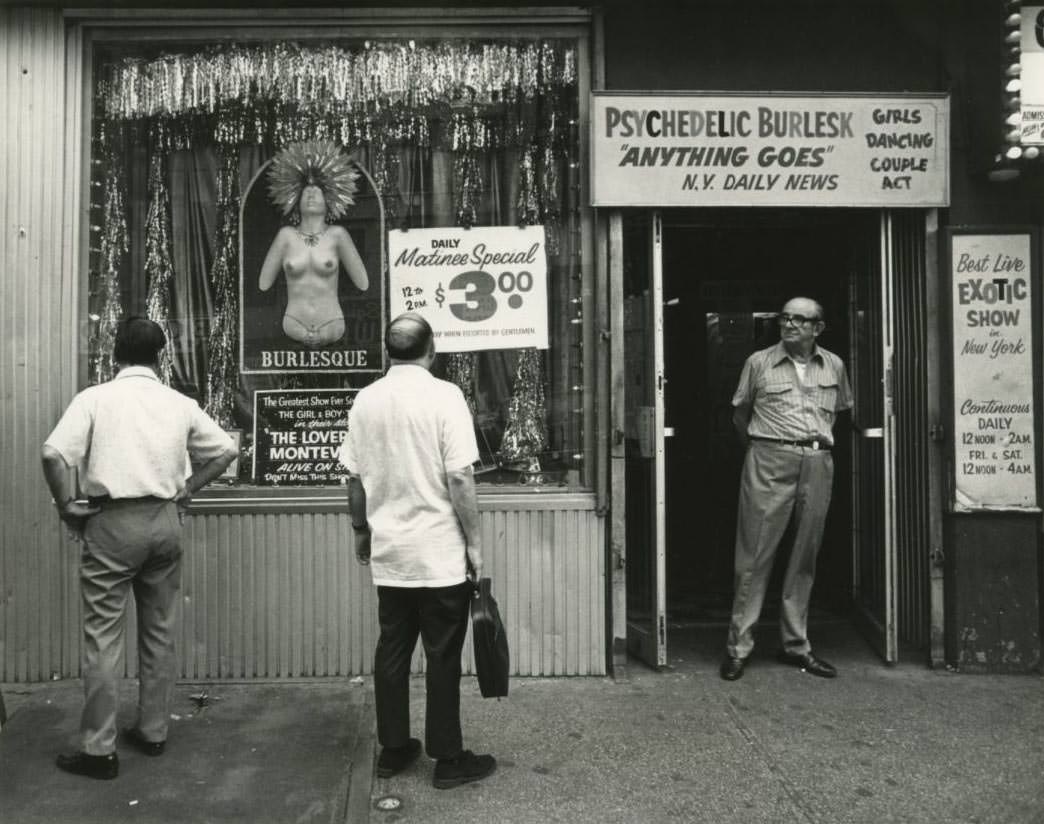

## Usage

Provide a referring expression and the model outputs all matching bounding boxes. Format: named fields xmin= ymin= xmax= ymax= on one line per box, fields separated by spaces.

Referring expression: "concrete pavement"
xmin=1 ymin=621 xmax=1042 ymax=823
xmin=369 ymin=622 xmax=1044 ymax=824
xmin=0 ymin=679 xmax=373 ymax=824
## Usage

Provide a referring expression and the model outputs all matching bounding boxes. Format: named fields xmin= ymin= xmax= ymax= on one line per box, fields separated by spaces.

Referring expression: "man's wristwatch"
xmin=352 ymin=522 xmax=370 ymax=533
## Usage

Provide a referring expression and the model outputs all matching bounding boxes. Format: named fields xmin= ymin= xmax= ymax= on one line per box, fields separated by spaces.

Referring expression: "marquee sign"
xmin=590 ymin=93 xmax=949 ymax=208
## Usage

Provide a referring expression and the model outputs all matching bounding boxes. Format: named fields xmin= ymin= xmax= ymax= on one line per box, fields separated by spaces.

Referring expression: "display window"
xmin=84 ymin=24 xmax=590 ymax=495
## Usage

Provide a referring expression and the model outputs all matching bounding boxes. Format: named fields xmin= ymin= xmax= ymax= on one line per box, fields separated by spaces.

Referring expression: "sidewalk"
xmin=369 ymin=622 xmax=1044 ymax=824
xmin=0 ymin=679 xmax=374 ymax=824
xmin=2 ymin=621 xmax=1042 ymax=824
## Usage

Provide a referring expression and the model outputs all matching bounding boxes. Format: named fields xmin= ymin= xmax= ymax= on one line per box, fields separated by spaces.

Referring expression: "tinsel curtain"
xmin=90 ymin=128 xmax=128 ymax=384
xmin=100 ymin=42 xmax=576 ymax=121
xmin=204 ymin=148 xmax=241 ymax=427
xmin=499 ymin=348 xmax=548 ymax=464
xmin=144 ymin=153 xmax=176 ymax=384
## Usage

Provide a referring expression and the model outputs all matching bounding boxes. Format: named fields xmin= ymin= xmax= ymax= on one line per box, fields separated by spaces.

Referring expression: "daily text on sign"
xmin=590 ymin=93 xmax=949 ymax=207
xmin=388 ymin=225 xmax=549 ymax=353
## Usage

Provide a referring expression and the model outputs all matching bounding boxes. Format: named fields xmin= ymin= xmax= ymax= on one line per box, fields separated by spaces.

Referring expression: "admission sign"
xmin=591 ymin=93 xmax=949 ymax=207
xmin=388 ymin=225 xmax=549 ymax=353
xmin=1020 ymin=7 xmax=1044 ymax=144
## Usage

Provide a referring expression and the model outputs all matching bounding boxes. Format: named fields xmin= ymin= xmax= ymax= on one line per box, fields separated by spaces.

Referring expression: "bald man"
xmin=720 ymin=297 xmax=853 ymax=682
xmin=338 ymin=312 xmax=496 ymax=789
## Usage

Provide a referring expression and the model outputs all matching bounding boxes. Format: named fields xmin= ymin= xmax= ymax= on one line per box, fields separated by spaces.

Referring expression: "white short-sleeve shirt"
xmin=338 ymin=364 xmax=479 ymax=588
xmin=44 ymin=366 xmax=235 ymax=499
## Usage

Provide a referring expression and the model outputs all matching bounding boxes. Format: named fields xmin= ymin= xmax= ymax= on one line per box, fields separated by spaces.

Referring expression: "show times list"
xmin=958 ymin=399 xmax=1032 ymax=479
xmin=253 ymin=389 xmax=355 ymax=485
xmin=952 ymin=234 xmax=1036 ymax=507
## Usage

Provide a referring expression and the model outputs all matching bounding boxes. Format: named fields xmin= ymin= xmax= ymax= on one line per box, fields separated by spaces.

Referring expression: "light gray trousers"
xmin=726 ymin=440 xmax=834 ymax=660
xmin=80 ymin=498 xmax=182 ymax=755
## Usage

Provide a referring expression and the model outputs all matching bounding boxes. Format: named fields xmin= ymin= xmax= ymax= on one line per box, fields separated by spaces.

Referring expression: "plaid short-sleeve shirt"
xmin=732 ymin=342 xmax=853 ymax=447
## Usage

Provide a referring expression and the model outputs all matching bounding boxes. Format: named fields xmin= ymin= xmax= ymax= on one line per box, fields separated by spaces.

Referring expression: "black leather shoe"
xmin=122 ymin=727 xmax=166 ymax=756
xmin=719 ymin=656 xmax=747 ymax=681
xmin=433 ymin=750 xmax=496 ymax=789
xmin=56 ymin=751 xmax=118 ymax=780
xmin=376 ymin=737 xmax=422 ymax=778
xmin=777 ymin=650 xmax=837 ymax=678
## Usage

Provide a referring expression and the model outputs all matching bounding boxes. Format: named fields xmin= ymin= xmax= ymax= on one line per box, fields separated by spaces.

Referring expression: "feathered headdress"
xmin=266 ymin=140 xmax=360 ymax=221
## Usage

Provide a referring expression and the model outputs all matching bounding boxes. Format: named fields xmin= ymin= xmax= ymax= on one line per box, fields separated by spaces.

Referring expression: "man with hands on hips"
xmin=41 ymin=317 xmax=237 ymax=779
xmin=720 ymin=297 xmax=853 ymax=682
xmin=339 ymin=311 xmax=495 ymax=789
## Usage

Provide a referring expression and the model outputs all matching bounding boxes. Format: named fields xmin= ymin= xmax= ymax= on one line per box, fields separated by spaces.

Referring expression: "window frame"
xmin=73 ymin=7 xmax=597 ymax=510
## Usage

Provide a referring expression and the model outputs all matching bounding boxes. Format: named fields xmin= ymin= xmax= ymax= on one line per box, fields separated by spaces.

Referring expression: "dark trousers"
xmin=374 ymin=581 xmax=472 ymax=760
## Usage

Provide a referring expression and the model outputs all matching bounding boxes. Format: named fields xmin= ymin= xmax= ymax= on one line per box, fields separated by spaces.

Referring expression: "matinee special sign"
xmin=388 ymin=225 xmax=549 ymax=353
xmin=591 ymin=93 xmax=949 ymax=208
xmin=950 ymin=233 xmax=1037 ymax=512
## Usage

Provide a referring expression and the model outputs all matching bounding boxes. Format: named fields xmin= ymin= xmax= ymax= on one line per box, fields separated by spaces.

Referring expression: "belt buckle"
xmin=811 ymin=440 xmax=820 ymax=451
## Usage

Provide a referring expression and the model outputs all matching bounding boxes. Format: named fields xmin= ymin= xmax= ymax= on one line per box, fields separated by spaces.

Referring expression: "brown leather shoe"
xmin=122 ymin=727 xmax=166 ymax=756
xmin=719 ymin=656 xmax=748 ymax=681
xmin=56 ymin=751 xmax=118 ymax=779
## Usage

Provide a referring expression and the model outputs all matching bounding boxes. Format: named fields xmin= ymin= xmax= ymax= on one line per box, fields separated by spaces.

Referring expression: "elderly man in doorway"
xmin=720 ymin=296 xmax=853 ymax=682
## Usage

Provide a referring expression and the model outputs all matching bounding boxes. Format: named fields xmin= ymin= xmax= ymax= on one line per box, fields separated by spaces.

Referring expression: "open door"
xmin=623 ymin=211 xmax=667 ymax=668
xmin=849 ymin=211 xmax=898 ymax=663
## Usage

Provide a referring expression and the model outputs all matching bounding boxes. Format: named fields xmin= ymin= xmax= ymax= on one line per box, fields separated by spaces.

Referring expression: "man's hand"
xmin=354 ymin=529 xmax=372 ymax=566
xmin=57 ymin=499 xmax=100 ymax=538
xmin=466 ymin=543 xmax=483 ymax=582
xmin=173 ymin=485 xmax=193 ymax=523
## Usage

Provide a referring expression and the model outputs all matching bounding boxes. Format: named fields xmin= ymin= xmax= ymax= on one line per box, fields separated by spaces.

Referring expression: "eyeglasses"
xmin=777 ymin=313 xmax=821 ymax=328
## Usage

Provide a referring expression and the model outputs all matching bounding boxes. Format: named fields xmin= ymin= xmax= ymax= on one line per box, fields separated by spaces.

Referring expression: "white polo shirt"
xmin=338 ymin=364 xmax=479 ymax=588
xmin=44 ymin=366 xmax=235 ymax=499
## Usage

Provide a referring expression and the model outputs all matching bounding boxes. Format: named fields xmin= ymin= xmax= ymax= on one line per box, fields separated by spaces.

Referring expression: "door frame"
xmin=611 ymin=210 xmax=668 ymax=670
xmin=607 ymin=207 xmax=945 ymax=674
xmin=850 ymin=211 xmax=898 ymax=662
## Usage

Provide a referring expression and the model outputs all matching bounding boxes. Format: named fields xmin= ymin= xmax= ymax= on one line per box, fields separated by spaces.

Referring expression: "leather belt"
xmin=87 ymin=495 xmax=167 ymax=507
xmin=750 ymin=436 xmax=830 ymax=452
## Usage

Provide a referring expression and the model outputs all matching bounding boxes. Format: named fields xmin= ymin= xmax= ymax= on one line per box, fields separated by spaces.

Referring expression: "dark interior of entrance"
xmin=658 ymin=210 xmax=872 ymax=626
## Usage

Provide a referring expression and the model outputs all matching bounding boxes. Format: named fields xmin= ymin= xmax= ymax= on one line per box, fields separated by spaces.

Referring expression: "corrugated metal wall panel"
xmin=118 ymin=504 xmax=604 ymax=680
xmin=0 ymin=7 xmax=75 ymax=683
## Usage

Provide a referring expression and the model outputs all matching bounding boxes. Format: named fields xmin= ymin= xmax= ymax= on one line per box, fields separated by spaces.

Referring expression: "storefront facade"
xmin=1 ymin=1 xmax=1040 ymax=682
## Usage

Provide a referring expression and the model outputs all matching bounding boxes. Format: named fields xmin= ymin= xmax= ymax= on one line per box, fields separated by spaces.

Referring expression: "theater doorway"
xmin=622 ymin=208 xmax=937 ymax=669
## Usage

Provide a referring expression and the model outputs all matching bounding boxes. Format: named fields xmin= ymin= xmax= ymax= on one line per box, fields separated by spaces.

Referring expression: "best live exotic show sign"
xmin=253 ymin=389 xmax=356 ymax=486
xmin=951 ymin=233 xmax=1037 ymax=512
xmin=388 ymin=226 xmax=549 ymax=353
xmin=591 ymin=93 xmax=949 ymax=207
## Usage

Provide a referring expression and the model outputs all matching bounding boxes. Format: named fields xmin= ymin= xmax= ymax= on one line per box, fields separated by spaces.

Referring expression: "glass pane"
xmin=87 ymin=35 xmax=586 ymax=489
